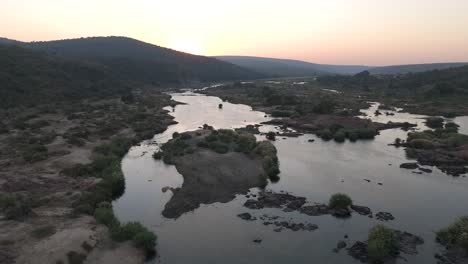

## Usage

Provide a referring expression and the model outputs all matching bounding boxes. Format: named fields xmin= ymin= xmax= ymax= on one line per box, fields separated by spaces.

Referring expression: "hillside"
xmin=214 ymin=56 xmax=370 ymax=76
xmin=368 ymin=63 xmax=468 ymax=75
xmin=214 ymin=55 xmax=468 ymax=77
xmin=21 ymin=37 xmax=264 ymax=82
xmin=0 ymin=44 xmax=129 ymax=108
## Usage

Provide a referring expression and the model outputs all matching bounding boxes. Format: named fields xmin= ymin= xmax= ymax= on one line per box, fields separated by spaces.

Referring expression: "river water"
xmin=113 ymin=92 xmax=468 ymax=264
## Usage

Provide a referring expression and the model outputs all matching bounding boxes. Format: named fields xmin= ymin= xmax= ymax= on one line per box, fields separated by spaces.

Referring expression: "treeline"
xmin=0 ymin=45 xmax=130 ymax=108
xmin=317 ymin=66 xmax=468 ymax=97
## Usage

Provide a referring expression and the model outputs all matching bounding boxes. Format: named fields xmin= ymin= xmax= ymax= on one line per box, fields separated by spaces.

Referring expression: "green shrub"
xmin=94 ymin=207 xmax=118 ymax=227
xmin=235 ymin=134 xmax=257 ymax=153
xmin=66 ymin=251 xmax=87 ymax=264
xmin=355 ymin=128 xmax=377 ymax=139
xmin=348 ymin=131 xmax=359 ymax=142
xmin=408 ymin=139 xmax=434 ymax=149
xmin=329 ymin=193 xmax=352 ymax=209
xmin=425 ymin=117 xmax=444 ymax=128
xmin=0 ymin=195 xmax=16 ymax=208
xmin=180 ymin=133 xmax=192 ymax=140
xmin=266 ymin=131 xmax=276 ymax=141
xmin=271 ymin=110 xmax=293 ymax=117
xmin=112 ymin=222 xmax=147 ymax=241
xmin=31 ymin=225 xmax=56 ymax=239
xmin=367 ymin=225 xmax=398 ymax=260
xmin=445 ymin=122 xmax=460 ymax=132
xmin=208 ymin=142 xmax=229 ymax=154
xmin=132 ymin=229 xmax=157 ymax=255
xmin=172 ymin=132 xmax=180 ymax=138
xmin=152 ymin=151 xmax=163 ymax=160
xmin=333 ymin=130 xmax=346 ymax=143
xmin=437 ymin=216 xmax=468 ymax=253
xmin=23 ymin=143 xmax=48 ymax=162
xmin=317 ymin=129 xmax=333 ymax=141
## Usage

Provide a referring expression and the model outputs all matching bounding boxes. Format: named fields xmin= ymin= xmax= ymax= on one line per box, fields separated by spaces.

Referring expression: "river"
xmin=113 ymin=92 xmax=468 ymax=264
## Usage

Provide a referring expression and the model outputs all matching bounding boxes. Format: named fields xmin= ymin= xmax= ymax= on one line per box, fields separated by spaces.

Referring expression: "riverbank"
xmin=0 ymin=91 xmax=175 ymax=263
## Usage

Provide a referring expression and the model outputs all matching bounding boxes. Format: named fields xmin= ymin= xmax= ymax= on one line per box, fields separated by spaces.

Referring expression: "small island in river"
xmin=154 ymin=127 xmax=280 ymax=219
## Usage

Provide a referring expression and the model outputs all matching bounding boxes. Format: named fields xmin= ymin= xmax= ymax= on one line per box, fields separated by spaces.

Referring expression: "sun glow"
xmin=171 ymin=40 xmax=204 ymax=55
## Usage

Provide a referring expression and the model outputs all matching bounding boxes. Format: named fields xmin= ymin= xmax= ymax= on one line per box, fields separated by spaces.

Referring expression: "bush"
xmin=425 ymin=117 xmax=444 ymax=128
xmin=333 ymin=130 xmax=346 ymax=143
xmin=437 ymin=216 xmax=468 ymax=253
xmin=153 ymin=151 xmax=163 ymax=160
xmin=23 ymin=143 xmax=48 ymax=162
xmin=408 ymin=139 xmax=434 ymax=149
xmin=94 ymin=207 xmax=118 ymax=227
xmin=317 ymin=129 xmax=333 ymax=141
xmin=66 ymin=251 xmax=87 ymax=264
xmin=31 ymin=225 xmax=56 ymax=239
xmin=133 ymin=229 xmax=157 ymax=255
xmin=271 ymin=110 xmax=293 ymax=117
xmin=208 ymin=142 xmax=229 ymax=154
xmin=445 ymin=122 xmax=460 ymax=132
xmin=355 ymin=128 xmax=377 ymax=139
xmin=329 ymin=193 xmax=352 ymax=209
xmin=0 ymin=195 xmax=16 ymax=208
xmin=180 ymin=133 xmax=192 ymax=140
xmin=266 ymin=131 xmax=276 ymax=141
xmin=367 ymin=225 xmax=398 ymax=260
xmin=235 ymin=134 xmax=257 ymax=153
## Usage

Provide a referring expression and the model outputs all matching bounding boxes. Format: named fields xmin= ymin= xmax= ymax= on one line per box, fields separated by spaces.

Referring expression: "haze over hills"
xmin=214 ymin=56 xmax=370 ymax=76
xmin=0 ymin=36 xmax=265 ymax=83
xmin=215 ymin=55 xmax=468 ymax=77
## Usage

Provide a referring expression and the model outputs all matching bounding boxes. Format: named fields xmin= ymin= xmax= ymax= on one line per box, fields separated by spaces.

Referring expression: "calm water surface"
xmin=114 ymin=92 xmax=468 ymax=264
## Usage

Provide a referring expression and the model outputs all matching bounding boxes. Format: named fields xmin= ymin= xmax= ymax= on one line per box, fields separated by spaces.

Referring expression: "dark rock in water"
xmin=286 ymin=199 xmax=306 ymax=210
xmin=363 ymin=179 xmax=371 ymax=183
xmin=244 ymin=199 xmax=263 ymax=210
xmin=351 ymin=205 xmax=372 ymax=216
xmin=400 ymin=162 xmax=419 ymax=169
xmin=419 ymin=167 xmax=433 ymax=173
xmin=376 ymin=212 xmax=395 ymax=221
xmin=237 ymin=212 xmax=255 ymax=221
xmin=299 ymin=204 xmax=330 ymax=216
xmin=412 ymin=171 xmax=423 ymax=174
xmin=332 ymin=208 xmax=351 ymax=218
xmin=272 ymin=221 xmax=318 ymax=232
xmin=434 ymin=247 xmax=468 ymax=264
xmin=308 ymin=139 xmax=315 ymax=142
xmin=439 ymin=165 xmax=468 ymax=177
xmin=253 ymin=238 xmax=262 ymax=243
xmin=396 ymin=231 xmax=424 ymax=255
xmin=243 ymin=191 xmax=306 ymax=210
xmin=335 ymin=241 xmax=347 ymax=252
xmin=348 ymin=241 xmax=368 ymax=263
xmin=378 ymin=183 xmax=383 ymax=186
xmin=218 ymin=103 xmax=223 ymax=109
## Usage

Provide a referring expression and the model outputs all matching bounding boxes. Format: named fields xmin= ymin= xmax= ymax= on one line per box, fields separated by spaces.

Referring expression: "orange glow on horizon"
xmin=2 ymin=0 xmax=468 ymax=66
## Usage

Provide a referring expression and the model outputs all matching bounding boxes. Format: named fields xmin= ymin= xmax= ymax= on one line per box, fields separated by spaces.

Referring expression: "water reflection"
xmin=114 ymin=93 xmax=468 ymax=264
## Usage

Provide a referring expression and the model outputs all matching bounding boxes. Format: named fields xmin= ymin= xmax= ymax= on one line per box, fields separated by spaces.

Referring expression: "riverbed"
xmin=113 ymin=92 xmax=468 ymax=264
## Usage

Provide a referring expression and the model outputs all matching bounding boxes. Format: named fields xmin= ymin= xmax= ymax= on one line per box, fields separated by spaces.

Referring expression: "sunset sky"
xmin=2 ymin=0 xmax=468 ymax=66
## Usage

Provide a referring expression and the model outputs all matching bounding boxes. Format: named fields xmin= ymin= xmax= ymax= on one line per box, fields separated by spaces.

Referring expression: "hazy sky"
xmin=2 ymin=0 xmax=468 ymax=66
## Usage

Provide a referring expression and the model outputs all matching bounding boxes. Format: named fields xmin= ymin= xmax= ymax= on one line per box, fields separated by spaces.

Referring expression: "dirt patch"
xmin=163 ymin=149 xmax=267 ymax=218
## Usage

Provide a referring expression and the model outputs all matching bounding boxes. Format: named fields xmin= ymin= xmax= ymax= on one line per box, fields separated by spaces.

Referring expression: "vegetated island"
xmin=398 ymin=120 xmax=468 ymax=176
xmin=153 ymin=127 xmax=280 ymax=219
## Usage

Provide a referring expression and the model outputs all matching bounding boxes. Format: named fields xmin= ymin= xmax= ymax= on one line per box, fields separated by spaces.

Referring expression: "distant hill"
xmin=367 ymin=63 xmax=468 ymax=75
xmin=214 ymin=56 xmax=370 ymax=76
xmin=0 ymin=44 xmax=129 ymax=108
xmin=214 ymin=55 xmax=468 ymax=77
xmin=4 ymin=37 xmax=264 ymax=82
